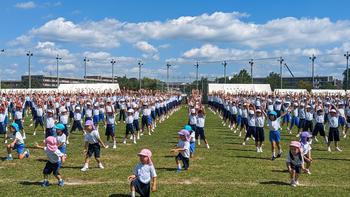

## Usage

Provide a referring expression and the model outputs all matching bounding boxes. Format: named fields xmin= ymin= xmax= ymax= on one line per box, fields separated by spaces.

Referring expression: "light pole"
xmin=194 ymin=61 xmax=199 ymax=90
xmin=278 ymin=57 xmax=284 ymax=89
xmin=138 ymin=60 xmax=143 ymax=90
xmin=249 ymin=59 xmax=254 ymax=84
xmin=26 ymin=51 xmax=33 ymax=89
xmin=309 ymin=54 xmax=316 ymax=88
xmin=83 ymin=57 xmax=89 ymax=83
xmin=222 ymin=61 xmax=227 ymax=83
xmin=166 ymin=63 xmax=171 ymax=92
xmin=111 ymin=59 xmax=116 ymax=83
xmin=345 ymin=52 xmax=350 ymax=90
xmin=56 ymin=54 xmax=62 ymax=87
xmin=0 ymin=49 xmax=4 ymax=90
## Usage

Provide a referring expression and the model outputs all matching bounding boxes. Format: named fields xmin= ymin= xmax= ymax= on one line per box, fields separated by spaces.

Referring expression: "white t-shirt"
xmin=84 ymin=130 xmax=100 ymax=144
xmin=189 ymin=115 xmax=197 ymax=125
xmin=255 ymin=116 xmax=265 ymax=128
xmin=46 ymin=117 xmax=55 ymax=128
xmin=177 ymin=140 xmax=190 ymax=158
xmin=329 ymin=116 xmax=339 ymax=128
xmin=57 ymin=134 xmax=66 ymax=146
xmin=60 ymin=114 xmax=69 ymax=124
xmin=10 ymin=132 xmax=24 ymax=145
xmin=44 ymin=147 xmax=64 ymax=163
xmin=133 ymin=163 xmax=157 ymax=184
xmin=196 ymin=116 xmax=205 ymax=128
xmin=106 ymin=114 xmax=115 ymax=125
xmin=134 ymin=111 xmax=139 ymax=120
xmin=268 ymin=118 xmax=281 ymax=131
xmin=126 ymin=115 xmax=134 ymax=124
xmin=74 ymin=112 xmax=82 ymax=121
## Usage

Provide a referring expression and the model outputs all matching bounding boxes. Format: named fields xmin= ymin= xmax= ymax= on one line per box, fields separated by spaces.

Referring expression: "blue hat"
xmin=268 ymin=111 xmax=277 ymax=116
xmin=184 ymin=125 xmax=192 ymax=132
xmin=10 ymin=122 xmax=19 ymax=133
xmin=54 ymin=123 xmax=65 ymax=131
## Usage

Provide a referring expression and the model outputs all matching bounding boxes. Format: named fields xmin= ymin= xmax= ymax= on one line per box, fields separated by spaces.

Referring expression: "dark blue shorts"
xmin=131 ymin=178 xmax=150 ymax=197
xmin=105 ymin=124 xmax=115 ymax=137
xmin=255 ymin=127 xmax=265 ymax=142
xmin=43 ymin=161 xmax=61 ymax=176
xmin=133 ymin=119 xmax=140 ymax=131
xmin=87 ymin=143 xmax=101 ymax=158
xmin=126 ymin=123 xmax=134 ymax=135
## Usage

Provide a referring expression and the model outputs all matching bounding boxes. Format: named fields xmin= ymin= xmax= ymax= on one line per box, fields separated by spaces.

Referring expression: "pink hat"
xmin=45 ymin=136 xmax=58 ymax=152
xmin=289 ymin=141 xmax=301 ymax=149
xmin=137 ymin=149 xmax=153 ymax=166
xmin=178 ymin=129 xmax=190 ymax=142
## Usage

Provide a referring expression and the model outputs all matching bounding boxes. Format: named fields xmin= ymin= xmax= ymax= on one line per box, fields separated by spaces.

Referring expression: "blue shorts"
xmin=93 ymin=115 xmax=99 ymax=125
xmin=99 ymin=113 xmax=105 ymax=122
xmin=13 ymin=143 xmax=25 ymax=154
xmin=59 ymin=145 xmax=66 ymax=154
xmin=190 ymin=142 xmax=195 ymax=154
xmin=0 ymin=122 xmax=5 ymax=134
xmin=105 ymin=124 xmax=115 ymax=137
xmin=283 ymin=113 xmax=291 ymax=123
xmin=339 ymin=116 xmax=345 ymax=126
xmin=269 ymin=130 xmax=280 ymax=142
xmin=15 ymin=119 xmax=23 ymax=130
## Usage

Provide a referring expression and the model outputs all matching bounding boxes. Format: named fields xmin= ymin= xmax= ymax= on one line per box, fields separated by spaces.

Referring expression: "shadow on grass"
xmin=235 ymin=155 xmax=271 ymax=160
xmin=272 ymin=169 xmax=289 ymax=173
xmin=19 ymin=181 xmax=42 ymax=186
xmin=108 ymin=194 xmax=130 ymax=197
xmin=156 ymin=167 xmax=176 ymax=172
xmin=260 ymin=181 xmax=290 ymax=186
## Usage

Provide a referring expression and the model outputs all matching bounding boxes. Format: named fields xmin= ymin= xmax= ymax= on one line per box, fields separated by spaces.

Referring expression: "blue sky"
xmin=1 ymin=0 xmax=350 ymax=82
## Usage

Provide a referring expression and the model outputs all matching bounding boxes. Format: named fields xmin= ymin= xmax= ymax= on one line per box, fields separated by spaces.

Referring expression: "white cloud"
xmin=134 ymin=41 xmax=158 ymax=54
xmin=15 ymin=1 xmax=36 ymax=9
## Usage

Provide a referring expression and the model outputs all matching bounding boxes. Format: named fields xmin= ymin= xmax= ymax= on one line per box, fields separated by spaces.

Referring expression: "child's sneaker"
xmin=295 ymin=180 xmax=299 ymax=185
xmin=4 ymin=140 xmax=7 ymax=144
xmin=81 ymin=166 xmax=89 ymax=172
xmin=197 ymin=141 xmax=201 ymax=146
xmin=242 ymin=142 xmax=246 ymax=146
xmin=6 ymin=155 xmax=13 ymax=161
xmin=123 ymin=140 xmax=126 ymax=144
xmin=291 ymin=180 xmax=297 ymax=187
xmin=42 ymin=180 xmax=49 ymax=187
xmin=259 ymin=147 xmax=263 ymax=152
xmin=296 ymin=133 xmax=300 ymax=138
xmin=58 ymin=180 xmax=64 ymax=186
xmin=66 ymin=140 xmax=69 ymax=145
xmin=33 ymin=131 xmax=36 ymax=136
xmin=176 ymin=169 xmax=182 ymax=173
xmin=113 ymin=144 xmax=117 ymax=149
xmin=25 ymin=149 xmax=30 ymax=158
xmin=271 ymin=156 xmax=276 ymax=161
xmin=314 ymin=137 xmax=318 ymax=142
xmin=327 ymin=147 xmax=331 ymax=152
xmin=206 ymin=144 xmax=210 ymax=149
xmin=336 ymin=147 xmax=342 ymax=152
xmin=98 ymin=163 xmax=104 ymax=169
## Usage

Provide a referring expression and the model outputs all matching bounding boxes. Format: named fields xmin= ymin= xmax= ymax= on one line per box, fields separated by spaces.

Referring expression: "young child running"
xmin=196 ymin=109 xmax=210 ymax=149
xmin=6 ymin=122 xmax=30 ymax=160
xmin=171 ymin=129 xmax=190 ymax=172
xmin=35 ymin=136 xmax=65 ymax=187
xmin=300 ymin=131 xmax=312 ymax=174
xmin=128 ymin=149 xmax=157 ymax=197
xmin=286 ymin=141 xmax=307 ymax=187
xmin=81 ymin=120 xmax=107 ymax=172
xmin=184 ymin=125 xmax=196 ymax=158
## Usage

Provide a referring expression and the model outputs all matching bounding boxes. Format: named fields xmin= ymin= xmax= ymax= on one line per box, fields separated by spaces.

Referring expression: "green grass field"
xmin=0 ymin=106 xmax=350 ymax=196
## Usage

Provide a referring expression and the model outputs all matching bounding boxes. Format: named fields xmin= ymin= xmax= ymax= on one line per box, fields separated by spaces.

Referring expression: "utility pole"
xmin=26 ymin=51 xmax=33 ymax=89
xmin=83 ymin=57 xmax=89 ymax=83
xmin=249 ymin=59 xmax=254 ymax=84
xmin=111 ymin=59 xmax=116 ymax=83
xmin=309 ymin=54 xmax=316 ymax=88
xmin=345 ymin=52 xmax=350 ymax=90
xmin=278 ymin=57 xmax=284 ymax=89
xmin=195 ymin=61 xmax=199 ymax=89
xmin=56 ymin=54 xmax=62 ymax=87
xmin=166 ymin=63 xmax=171 ymax=92
xmin=138 ymin=60 xmax=143 ymax=90
xmin=222 ymin=61 xmax=227 ymax=83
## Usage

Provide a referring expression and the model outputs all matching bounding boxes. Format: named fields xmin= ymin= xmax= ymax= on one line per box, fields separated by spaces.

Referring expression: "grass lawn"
xmin=0 ymin=106 xmax=350 ymax=196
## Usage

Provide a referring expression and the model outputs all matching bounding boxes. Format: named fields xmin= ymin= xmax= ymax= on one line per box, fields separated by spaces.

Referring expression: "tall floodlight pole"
xmin=345 ymin=51 xmax=350 ymax=90
xmin=195 ymin=61 xmax=199 ymax=90
xmin=0 ymin=49 xmax=4 ymax=90
xmin=26 ymin=51 xmax=33 ymax=89
xmin=56 ymin=54 xmax=62 ymax=87
xmin=111 ymin=59 xmax=116 ymax=83
xmin=309 ymin=54 xmax=316 ymax=88
xmin=249 ymin=59 xmax=254 ymax=84
xmin=138 ymin=60 xmax=143 ymax=90
xmin=166 ymin=63 xmax=171 ymax=92
xmin=278 ymin=57 xmax=284 ymax=89
xmin=222 ymin=61 xmax=227 ymax=83
xmin=83 ymin=57 xmax=89 ymax=83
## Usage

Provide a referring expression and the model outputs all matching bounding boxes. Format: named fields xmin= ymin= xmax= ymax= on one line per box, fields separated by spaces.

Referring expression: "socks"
xmin=131 ymin=191 xmax=136 ymax=197
xmin=177 ymin=163 xmax=181 ymax=170
xmin=84 ymin=163 xmax=89 ymax=168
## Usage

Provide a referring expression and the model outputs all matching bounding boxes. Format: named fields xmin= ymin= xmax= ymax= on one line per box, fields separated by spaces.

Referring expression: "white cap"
xmin=256 ymin=109 xmax=262 ymax=113
xmin=190 ymin=108 xmax=196 ymax=113
xmin=330 ymin=109 xmax=336 ymax=113
xmin=75 ymin=106 xmax=81 ymax=110
xmin=127 ymin=109 xmax=134 ymax=113
xmin=248 ymin=110 xmax=254 ymax=115
xmin=94 ymin=102 xmax=99 ymax=107
xmin=86 ymin=102 xmax=91 ymax=105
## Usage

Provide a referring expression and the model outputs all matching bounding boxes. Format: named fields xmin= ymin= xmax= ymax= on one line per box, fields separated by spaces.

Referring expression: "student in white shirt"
xmin=123 ymin=109 xmax=136 ymax=144
xmin=171 ymin=129 xmax=191 ymax=172
xmin=133 ymin=105 xmax=141 ymax=140
xmin=327 ymin=108 xmax=342 ymax=152
xmin=128 ymin=149 xmax=157 ymax=197
xmin=81 ymin=120 xmax=107 ymax=172
xmin=33 ymin=103 xmax=44 ymax=136
xmin=6 ymin=122 xmax=30 ymax=160
xmin=105 ymin=106 xmax=117 ymax=149
xmin=196 ymin=110 xmax=210 ymax=149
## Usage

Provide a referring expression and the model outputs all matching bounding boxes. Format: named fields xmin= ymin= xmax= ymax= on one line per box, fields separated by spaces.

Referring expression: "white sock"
xmin=177 ymin=163 xmax=181 ymax=170
xmin=84 ymin=163 xmax=88 ymax=168
xmin=131 ymin=191 xmax=136 ymax=197
xmin=8 ymin=154 xmax=12 ymax=157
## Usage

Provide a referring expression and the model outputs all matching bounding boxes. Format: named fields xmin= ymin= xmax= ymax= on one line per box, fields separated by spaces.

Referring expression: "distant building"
xmin=253 ymin=76 xmax=342 ymax=89
xmin=2 ymin=75 xmax=118 ymax=88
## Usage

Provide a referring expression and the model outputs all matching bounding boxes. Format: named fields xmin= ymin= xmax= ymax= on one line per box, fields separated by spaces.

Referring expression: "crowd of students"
xmin=208 ymin=91 xmax=347 ymax=187
xmin=0 ymin=89 xmax=181 ymax=196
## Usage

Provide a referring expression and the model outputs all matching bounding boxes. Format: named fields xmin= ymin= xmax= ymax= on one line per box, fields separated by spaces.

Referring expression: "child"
xmin=328 ymin=108 xmax=342 ymax=152
xmin=300 ymin=131 xmax=312 ymax=174
xmin=55 ymin=123 xmax=67 ymax=163
xmin=141 ymin=103 xmax=152 ymax=136
xmin=286 ymin=141 xmax=307 ymax=187
xmin=124 ymin=109 xmax=136 ymax=144
xmin=93 ymin=103 xmax=100 ymax=129
xmin=59 ymin=108 xmax=69 ymax=144
xmin=45 ymin=109 xmax=56 ymax=138
xmin=171 ymin=129 xmax=190 ymax=172
xmin=0 ymin=106 xmax=6 ymax=143
xmin=133 ymin=104 xmax=141 ymax=140
xmin=188 ymin=108 xmax=197 ymax=138
xmin=14 ymin=103 xmax=25 ymax=139
xmin=35 ymin=136 xmax=65 ymax=187
xmin=255 ymin=109 xmax=265 ymax=152
xmin=184 ymin=125 xmax=196 ymax=158
xmin=6 ymin=122 xmax=30 ymax=160
xmin=242 ymin=109 xmax=256 ymax=146
xmin=289 ymin=103 xmax=299 ymax=134
xmin=312 ymin=107 xmax=327 ymax=143
xmin=128 ymin=149 xmax=157 ymax=197
xmin=105 ymin=106 xmax=117 ymax=149
xmin=81 ymin=120 xmax=107 ymax=172
xmin=33 ymin=103 xmax=44 ymax=136
xmin=196 ymin=110 xmax=210 ymax=149
xmin=70 ymin=106 xmax=83 ymax=133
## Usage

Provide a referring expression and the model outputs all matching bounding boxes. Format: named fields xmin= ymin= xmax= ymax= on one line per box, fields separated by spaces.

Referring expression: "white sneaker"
xmin=23 ymin=135 xmax=26 ymax=140
xmin=242 ymin=142 xmax=246 ymax=146
xmin=4 ymin=140 xmax=7 ymax=144
xmin=314 ymin=137 xmax=318 ymax=142
xmin=325 ymin=137 xmax=328 ymax=144
xmin=198 ymin=141 xmax=201 ymax=146
xmin=123 ymin=140 xmax=126 ymax=144
xmin=260 ymin=147 xmax=263 ymax=152
xmin=305 ymin=169 xmax=311 ymax=175
xmin=291 ymin=180 xmax=297 ymax=187
xmin=256 ymin=147 xmax=260 ymax=153
xmin=33 ymin=131 xmax=36 ymax=136
xmin=66 ymin=140 xmax=69 ymax=145
xmin=344 ymin=134 xmax=347 ymax=139
xmin=29 ymin=123 xmax=33 ymax=127
xmin=133 ymin=140 xmax=137 ymax=144
xmin=206 ymin=144 xmax=210 ymax=149
xmin=81 ymin=166 xmax=89 ymax=172
xmin=239 ymin=132 xmax=242 ymax=137
xmin=295 ymin=180 xmax=299 ymax=186
xmin=296 ymin=134 xmax=300 ymax=138
xmin=234 ymin=129 xmax=237 ymax=134
xmin=98 ymin=163 xmax=104 ymax=169
xmin=105 ymin=145 xmax=109 ymax=149
xmin=327 ymin=147 xmax=331 ymax=152
xmin=130 ymin=136 xmax=133 ymax=140
xmin=336 ymin=147 xmax=342 ymax=152
xmin=113 ymin=144 xmax=117 ymax=149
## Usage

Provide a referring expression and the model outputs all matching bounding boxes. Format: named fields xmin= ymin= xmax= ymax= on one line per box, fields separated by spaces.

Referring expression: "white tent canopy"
xmin=208 ymin=83 xmax=272 ymax=94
